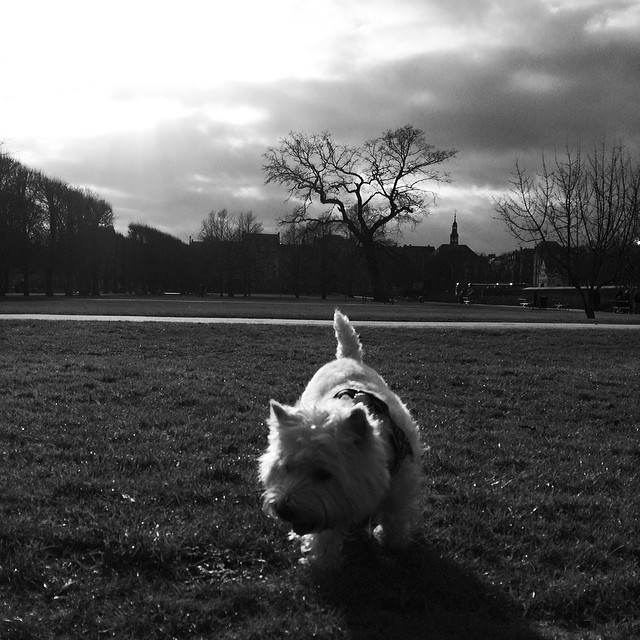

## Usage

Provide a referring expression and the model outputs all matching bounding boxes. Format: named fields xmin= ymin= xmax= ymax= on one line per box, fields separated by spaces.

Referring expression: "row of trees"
xmin=0 ymin=146 xmax=373 ymax=297
xmin=1 ymin=122 xmax=463 ymax=301
xmin=0 ymin=139 xmax=372 ymax=297
xmin=1 ymin=147 xmax=114 ymax=296
xmin=0 ymin=147 xmax=203 ymax=296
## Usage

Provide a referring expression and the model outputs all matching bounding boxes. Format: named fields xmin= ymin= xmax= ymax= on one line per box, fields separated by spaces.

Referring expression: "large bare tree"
xmin=263 ymin=125 xmax=456 ymax=300
xmin=495 ymin=141 xmax=640 ymax=318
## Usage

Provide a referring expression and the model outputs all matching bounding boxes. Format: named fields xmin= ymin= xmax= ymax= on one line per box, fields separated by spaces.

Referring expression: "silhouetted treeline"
xmin=0 ymin=149 xmax=496 ymax=299
xmin=0 ymin=150 xmax=424 ymax=298
xmin=0 ymin=151 xmax=199 ymax=296
xmin=1 ymin=150 xmax=115 ymax=295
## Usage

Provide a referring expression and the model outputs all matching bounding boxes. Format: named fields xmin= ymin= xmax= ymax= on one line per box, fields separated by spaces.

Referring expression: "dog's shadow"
xmin=313 ymin=537 xmax=547 ymax=640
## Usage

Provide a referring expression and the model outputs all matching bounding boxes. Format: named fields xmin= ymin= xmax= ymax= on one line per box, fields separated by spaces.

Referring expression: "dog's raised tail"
xmin=334 ymin=309 xmax=363 ymax=361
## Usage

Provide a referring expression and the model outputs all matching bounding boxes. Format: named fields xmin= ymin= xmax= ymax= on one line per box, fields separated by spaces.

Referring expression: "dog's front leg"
xmin=298 ymin=530 xmax=344 ymax=569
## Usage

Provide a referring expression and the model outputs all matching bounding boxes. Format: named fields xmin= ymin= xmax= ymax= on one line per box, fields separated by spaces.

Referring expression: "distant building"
xmin=533 ymin=241 xmax=570 ymax=287
xmin=490 ymin=248 xmax=534 ymax=285
xmin=449 ymin=211 xmax=459 ymax=245
xmin=427 ymin=214 xmax=491 ymax=294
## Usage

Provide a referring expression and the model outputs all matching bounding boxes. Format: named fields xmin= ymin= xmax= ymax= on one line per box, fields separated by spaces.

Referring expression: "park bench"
xmin=612 ymin=304 xmax=631 ymax=314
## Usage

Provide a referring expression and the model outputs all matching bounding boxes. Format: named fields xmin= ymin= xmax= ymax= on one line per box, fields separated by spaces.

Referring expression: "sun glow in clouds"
xmin=2 ymin=0 xmax=456 ymax=142
xmin=4 ymin=93 xmax=192 ymax=139
xmin=3 ymin=0 xmax=334 ymax=140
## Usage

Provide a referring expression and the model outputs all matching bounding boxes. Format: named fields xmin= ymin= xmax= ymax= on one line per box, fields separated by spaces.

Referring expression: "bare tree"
xmin=198 ymin=209 xmax=264 ymax=296
xmin=263 ymin=125 xmax=456 ymax=300
xmin=495 ymin=141 xmax=640 ymax=318
xmin=198 ymin=208 xmax=263 ymax=242
xmin=236 ymin=210 xmax=263 ymax=238
xmin=199 ymin=208 xmax=234 ymax=242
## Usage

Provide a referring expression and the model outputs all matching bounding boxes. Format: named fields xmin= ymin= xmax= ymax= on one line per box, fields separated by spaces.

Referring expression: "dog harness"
xmin=334 ymin=388 xmax=414 ymax=476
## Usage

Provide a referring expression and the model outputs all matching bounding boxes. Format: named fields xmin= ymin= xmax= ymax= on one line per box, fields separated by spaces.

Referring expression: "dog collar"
xmin=335 ymin=388 xmax=413 ymax=475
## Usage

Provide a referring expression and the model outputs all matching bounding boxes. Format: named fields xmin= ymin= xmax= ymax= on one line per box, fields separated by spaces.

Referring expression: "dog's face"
xmin=259 ymin=399 xmax=389 ymax=534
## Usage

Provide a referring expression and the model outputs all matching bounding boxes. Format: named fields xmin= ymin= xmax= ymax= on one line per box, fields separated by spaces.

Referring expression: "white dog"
xmin=259 ymin=310 xmax=422 ymax=568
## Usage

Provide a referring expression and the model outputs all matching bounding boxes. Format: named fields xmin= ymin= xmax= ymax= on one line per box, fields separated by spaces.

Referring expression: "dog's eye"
xmin=313 ymin=468 xmax=332 ymax=482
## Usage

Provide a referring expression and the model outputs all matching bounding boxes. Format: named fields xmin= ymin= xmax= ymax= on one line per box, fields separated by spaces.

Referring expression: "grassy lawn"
xmin=1 ymin=320 xmax=639 ymax=639
xmin=2 ymin=293 xmax=640 ymax=324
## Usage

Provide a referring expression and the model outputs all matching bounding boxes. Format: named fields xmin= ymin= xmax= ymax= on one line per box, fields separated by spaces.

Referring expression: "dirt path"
xmin=2 ymin=313 xmax=640 ymax=329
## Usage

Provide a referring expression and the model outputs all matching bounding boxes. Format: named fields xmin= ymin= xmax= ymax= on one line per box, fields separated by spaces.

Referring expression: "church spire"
xmin=450 ymin=211 xmax=459 ymax=245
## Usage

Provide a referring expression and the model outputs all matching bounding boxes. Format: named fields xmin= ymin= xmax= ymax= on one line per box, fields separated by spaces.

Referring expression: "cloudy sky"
xmin=3 ymin=0 xmax=640 ymax=254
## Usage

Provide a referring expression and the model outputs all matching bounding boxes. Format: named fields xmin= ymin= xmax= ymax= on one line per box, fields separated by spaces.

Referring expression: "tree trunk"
xmin=45 ymin=216 xmax=58 ymax=297
xmin=22 ymin=267 xmax=30 ymax=296
xmin=578 ymin=287 xmax=597 ymax=319
xmin=21 ymin=232 xmax=30 ymax=297
xmin=361 ymin=239 xmax=387 ymax=302
xmin=64 ymin=229 xmax=75 ymax=296
xmin=91 ymin=271 xmax=100 ymax=297
xmin=45 ymin=233 xmax=55 ymax=296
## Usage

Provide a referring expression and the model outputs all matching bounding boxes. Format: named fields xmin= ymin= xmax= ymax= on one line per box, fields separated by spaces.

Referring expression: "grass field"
xmin=1 ymin=318 xmax=639 ymax=639
xmin=2 ymin=292 xmax=640 ymax=324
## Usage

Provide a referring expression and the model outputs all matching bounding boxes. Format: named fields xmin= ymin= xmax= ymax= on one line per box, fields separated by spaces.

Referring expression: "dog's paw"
xmin=373 ymin=524 xmax=411 ymax=549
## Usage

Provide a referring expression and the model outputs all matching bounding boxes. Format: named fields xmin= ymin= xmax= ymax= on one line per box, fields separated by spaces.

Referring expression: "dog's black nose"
xmin=274 ymin=502 xmax=295 ymax=523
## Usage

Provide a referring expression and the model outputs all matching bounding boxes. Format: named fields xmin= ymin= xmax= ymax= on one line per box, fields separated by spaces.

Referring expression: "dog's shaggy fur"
xmin=259 ymin=310 xmax=422 ymax=567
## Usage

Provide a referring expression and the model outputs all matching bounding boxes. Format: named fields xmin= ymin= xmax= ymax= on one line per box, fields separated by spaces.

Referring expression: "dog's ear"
xmin=269 ymin=400 xmax=299 ymax=428
xmin=341 ymin=406 xmax=371 ymax=445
